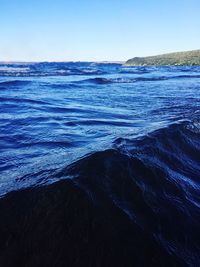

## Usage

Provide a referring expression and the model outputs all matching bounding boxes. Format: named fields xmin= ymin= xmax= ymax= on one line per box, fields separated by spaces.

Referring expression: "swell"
xmin=56 ymin=120 xmax=200 ymax=266
xmin=0 ymin=121 xmax=200 ymax=265
xmin=78 ymin=75 xmax=200 ymax=84
xmin=0 ymin=80 xmax=31 ymax=87
xmin=0 ymin=96 xmax=48 ymax=105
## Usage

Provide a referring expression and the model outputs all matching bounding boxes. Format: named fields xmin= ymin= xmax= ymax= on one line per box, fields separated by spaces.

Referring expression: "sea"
xmin=0 ymin=62 xmax=200 ymax=265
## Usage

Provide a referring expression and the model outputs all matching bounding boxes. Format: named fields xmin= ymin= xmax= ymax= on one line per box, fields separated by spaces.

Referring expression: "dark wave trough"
xmin=0 ymin=121 xmax=200 ymax=266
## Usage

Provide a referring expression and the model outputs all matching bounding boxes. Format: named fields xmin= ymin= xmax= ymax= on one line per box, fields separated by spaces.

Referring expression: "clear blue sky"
xmin=0 ymin=0 xmax=200 ymax=62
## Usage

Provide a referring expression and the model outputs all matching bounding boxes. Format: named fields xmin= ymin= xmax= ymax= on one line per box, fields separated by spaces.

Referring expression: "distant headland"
xmin=125 ymin=49 xmax=200 ymax=66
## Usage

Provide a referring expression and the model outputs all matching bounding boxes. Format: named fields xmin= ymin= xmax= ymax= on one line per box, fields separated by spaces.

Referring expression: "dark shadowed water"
xmin=0 ymin=63 xmax=200 ymax=266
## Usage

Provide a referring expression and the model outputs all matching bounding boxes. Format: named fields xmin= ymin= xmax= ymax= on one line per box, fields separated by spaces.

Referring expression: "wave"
xmin=120 ymin=67 xmax=151 ymax=74
xmin=173 ymin=74 xmax=200 ymax=79
xmin=1 ymin=63 xmax=199 ymax=78
xmin=0 ymin=96 xmax=48 ymax=105
xmin=79 ymin=75 xmax=200 ymax=84
xmin=78 ymin=75 xmax=200 ymax=84
xmin=54 ymin=68 xmax=106 ymax=76
xmin=79 ymin=77 xmax=168 ymax=84
xmin=0 ymin=80 xmax=31 ymax=87
xmin=0 ymin=120 xmax=200 ymax=266
xmin=0 ymin=71 xmax=106 ymax=77
xmin=56 ymin=120 xmax=200 ymax=266
xmin=79 ymin=77 xmax=114 ymax=84
xmin=0 ymin=64 xmax=107 ymax=77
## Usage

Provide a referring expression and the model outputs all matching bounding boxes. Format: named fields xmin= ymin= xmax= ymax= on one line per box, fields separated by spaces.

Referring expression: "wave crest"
xmin=56 ymin=121 xmax=200 ymax=266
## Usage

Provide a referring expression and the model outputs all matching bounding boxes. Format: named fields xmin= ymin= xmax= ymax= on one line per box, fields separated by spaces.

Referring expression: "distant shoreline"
xmin=125 ymin=49 xmax=200 ymax=66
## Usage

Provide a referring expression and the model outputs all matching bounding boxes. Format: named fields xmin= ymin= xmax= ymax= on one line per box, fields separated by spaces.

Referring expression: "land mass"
xmin=125 ymin=49 xmax=200 ymax=66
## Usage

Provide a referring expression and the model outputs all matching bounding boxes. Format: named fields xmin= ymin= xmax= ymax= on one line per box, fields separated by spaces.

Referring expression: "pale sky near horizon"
xmin=0 ymin=0 xmax=200 ymax=62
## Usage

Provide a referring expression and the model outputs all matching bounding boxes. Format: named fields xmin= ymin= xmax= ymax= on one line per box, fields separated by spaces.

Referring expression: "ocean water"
xmin=0 ymin=62 xmax=200 ymax=265
xmin=0 ymin=62 xmax=199 ymax=195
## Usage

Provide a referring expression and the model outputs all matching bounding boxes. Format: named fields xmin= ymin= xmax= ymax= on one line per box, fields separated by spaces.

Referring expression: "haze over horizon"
xmin=0 ymin=0 xmax=200 ymax=62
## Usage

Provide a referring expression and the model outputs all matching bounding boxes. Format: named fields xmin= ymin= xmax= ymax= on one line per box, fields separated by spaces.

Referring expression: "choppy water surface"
xmin=0 ymin=62 xmax=200 ymax=194
xmin=1 ymin=62 xmax=200 ymax=266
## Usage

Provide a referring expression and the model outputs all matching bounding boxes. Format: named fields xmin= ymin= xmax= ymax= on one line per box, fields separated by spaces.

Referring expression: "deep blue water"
xmin=0 ymin=62 xmax=200 ymax=266
xmin=0 ymin=62 xmax=200 ymax=195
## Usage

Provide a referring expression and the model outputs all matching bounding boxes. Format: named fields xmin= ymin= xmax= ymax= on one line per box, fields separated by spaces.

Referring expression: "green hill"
xmin=125 ymin=49 xmax=200 ymax=66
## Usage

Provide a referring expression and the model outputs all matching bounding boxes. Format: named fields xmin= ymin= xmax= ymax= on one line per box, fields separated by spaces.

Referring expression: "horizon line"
xmin=1 ymin=48 xmax=199 ymax=64
xmin=0 ymin=60 xmax=125 ymax=64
